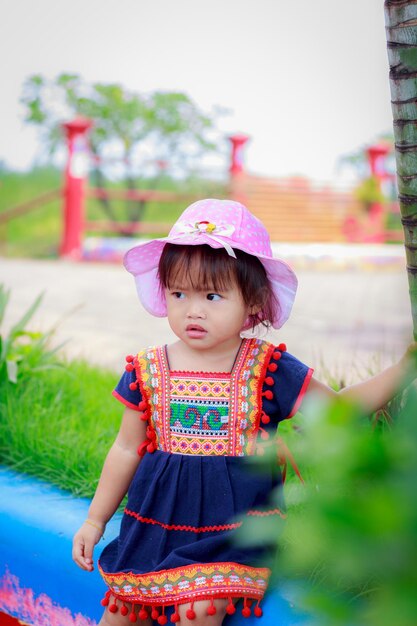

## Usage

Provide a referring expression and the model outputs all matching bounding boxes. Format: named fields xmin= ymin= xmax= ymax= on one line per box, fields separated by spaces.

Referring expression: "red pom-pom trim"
xmin=129 ymin=382 xmax=138 ymax=391
xmin=147 ymin=442 xmax=156 ymax=454
xmin=129 ymin=609 xmax=138 ymax=623
xmin=126 ymin=355 xmax=134 ymax=363
xmin=137 ymin=440 xmax=148 ymax=457
xmin=140 ymin=413 xmax=148 ymax=422
xmin=262 ymin=390 xmax=273 ymax=400
xmin=242 ymin=598 xmax=253 ymax=618
xmin=254 ymin=605 xmax=263 ymax=617
xmin=226 ymin=599 xmax=236 ymax=615
xmin=278 ymin=343 xmax=287 ymax=352
xmin=125 ymin=363 xmax=134 ymax=372
xmin=121 ymin=605 xmax=129 ymax=616
xmin=138 ymin=400 xmax=147 ymax=412
xmin=186 ymin=609 xmax=196 ymax=620
xmin=109 ymin=603 xmax=118 ymax=613
xmin=207 ymin=598 xmax=217 ymax=616
xmin=261 ymin=412 xmax=270 ymax=424
xmin=171 ymin=606 xmax=180 ymax=623
xmin=273 ymin=351 xmax=282 ymax=360
xmin=265 ymin=376 xmax=274 ymax=386
xmin=158 ymin=615 xmax=168 ymax=625
xmin=101 ymin=591 xmax=110 ymax=607
xmin=138 ymin=607 xmax=148 ymax=620
xmin=268 ymin=362 xmax=278 ymax=372
xmin=151 ymin=608 xmax=160 ymax=620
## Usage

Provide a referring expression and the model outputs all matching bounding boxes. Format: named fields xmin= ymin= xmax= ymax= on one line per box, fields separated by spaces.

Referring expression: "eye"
xmin=171 ymin=291 xmax=185 ymax=299
xmin=207 ymin=293 xmax=222 ymax=301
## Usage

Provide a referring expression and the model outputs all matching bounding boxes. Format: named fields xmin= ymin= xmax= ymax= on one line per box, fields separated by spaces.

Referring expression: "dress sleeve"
xmin=262 ymin=347 xmax=314 ymax=424
xmin=112 ymin=359 xmax=143 ymax=410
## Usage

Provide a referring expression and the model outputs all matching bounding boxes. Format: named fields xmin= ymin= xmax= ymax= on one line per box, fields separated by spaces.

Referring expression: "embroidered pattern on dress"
xmin=231 ymin=339 xmax=275 ymax=456
xmin=135 ymin=339 xmax=275 ymax=457
xmin=170 ymin=374 xmax=230 ymax=456
xmin=98 ymin=561 xmax=270 ymax=605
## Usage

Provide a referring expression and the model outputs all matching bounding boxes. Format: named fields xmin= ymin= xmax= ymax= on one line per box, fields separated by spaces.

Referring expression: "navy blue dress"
xmin=98 ymin=339 xmax=312 ymax=623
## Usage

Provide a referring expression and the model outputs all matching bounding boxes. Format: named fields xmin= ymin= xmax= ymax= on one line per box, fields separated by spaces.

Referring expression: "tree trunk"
xmin=385 ymin=0 xmax=417 ymax=339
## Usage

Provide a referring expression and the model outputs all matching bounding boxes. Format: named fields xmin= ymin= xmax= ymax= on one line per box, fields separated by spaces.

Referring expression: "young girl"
xmin=73 ymin=198 xmax=416 ymax=626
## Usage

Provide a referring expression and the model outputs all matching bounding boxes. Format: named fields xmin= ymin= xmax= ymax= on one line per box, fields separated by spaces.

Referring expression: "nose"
xmin=186 ymin=295 xmax=206 ymax=319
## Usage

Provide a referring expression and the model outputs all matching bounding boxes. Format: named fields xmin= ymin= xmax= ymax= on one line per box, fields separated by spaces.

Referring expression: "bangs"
xmin=158 ymin=243 xmax=280 ymax=329
xmin=159 ymin=245 xmax=237 ymax=292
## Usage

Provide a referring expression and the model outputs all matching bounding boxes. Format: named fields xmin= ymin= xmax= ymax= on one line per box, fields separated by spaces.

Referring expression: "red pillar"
xmin=365 ymin=142 xmax=391 ymax=243
xmin=60 ymin=118 xmax=92 ymax=259
xmin=367 ymin=142 xmax=390 ymax=181
xmin=228 ymin=134 xmax=250 ymax=204
xmin=228 ymin=134 xmax=249 ymax=177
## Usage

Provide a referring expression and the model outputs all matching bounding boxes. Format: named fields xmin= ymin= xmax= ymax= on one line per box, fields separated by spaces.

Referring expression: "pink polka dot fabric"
xmin=123 ymin=198 xmax=298 ymax=329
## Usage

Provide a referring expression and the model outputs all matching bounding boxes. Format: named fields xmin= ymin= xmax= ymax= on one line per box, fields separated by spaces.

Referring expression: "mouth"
xmin=185 ymin=324 xmax=207 ymax=339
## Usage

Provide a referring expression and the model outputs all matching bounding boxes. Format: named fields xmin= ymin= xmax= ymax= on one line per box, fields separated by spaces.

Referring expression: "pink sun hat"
xmin=123 ymin=198 xmax=298 ymax=329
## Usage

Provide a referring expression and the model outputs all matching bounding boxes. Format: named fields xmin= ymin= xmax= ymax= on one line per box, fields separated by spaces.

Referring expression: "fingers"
xmin=83 ymin=538 xmax=95 ymax=569
xmin=73 ymin=521 xmax=105 ymax=572
xmin=72 ymin=532 xmax=95 ymax=572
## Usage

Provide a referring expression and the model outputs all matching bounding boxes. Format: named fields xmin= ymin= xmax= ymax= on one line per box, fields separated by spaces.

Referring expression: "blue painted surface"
xmin=0 ymin=467 xmax=117 ymax=621
xmin=0 ymin=467 xmax=308 ymax=625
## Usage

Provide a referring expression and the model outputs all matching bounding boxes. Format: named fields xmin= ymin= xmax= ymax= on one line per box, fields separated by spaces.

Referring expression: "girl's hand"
xmin=72 ymin=519 xmax=105 ymax=572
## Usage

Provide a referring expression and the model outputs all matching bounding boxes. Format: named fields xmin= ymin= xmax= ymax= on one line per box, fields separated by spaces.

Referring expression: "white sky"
xmin=1 ymin=0 xmax=393 ymax=182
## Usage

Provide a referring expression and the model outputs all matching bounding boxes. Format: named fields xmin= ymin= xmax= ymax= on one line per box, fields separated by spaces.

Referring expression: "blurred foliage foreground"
xmin=238 ymin=390 xmax=417 ymax=626
xmin=1 ymin=286 xmax=417 ymax=625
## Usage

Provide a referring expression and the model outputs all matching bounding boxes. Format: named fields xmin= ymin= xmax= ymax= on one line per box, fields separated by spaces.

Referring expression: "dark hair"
xmin=158 ymin=244 xmax=279 ymax=329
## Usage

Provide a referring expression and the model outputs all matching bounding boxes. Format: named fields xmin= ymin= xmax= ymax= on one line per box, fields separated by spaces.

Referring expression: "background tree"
xmin=385 ymin=0 xmax=417 ymax=339
xmin=21 ymin=74 xmax=223 ymax=223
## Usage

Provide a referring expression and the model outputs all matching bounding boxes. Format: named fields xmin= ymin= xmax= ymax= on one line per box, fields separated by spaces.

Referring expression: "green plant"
xmin=0 ymin=283 xmax=120 ymax=496
xmin=242 ymin=387 xmax=417 ymax=626
xmin=354 ymin=175 xmax=386 ymax=212
xmin=0 ymin=359 xmax=120 ymax=498
xmin=0 ymin=284 xmax=62 ymax=384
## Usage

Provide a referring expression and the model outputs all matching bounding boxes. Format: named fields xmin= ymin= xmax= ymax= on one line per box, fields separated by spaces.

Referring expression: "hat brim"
xmin=124 ymin=236 xmax=297 ymax=329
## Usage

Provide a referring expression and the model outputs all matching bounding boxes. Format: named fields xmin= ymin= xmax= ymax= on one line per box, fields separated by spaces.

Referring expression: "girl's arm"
xmin=306 ymin=343 xmax=417 ymax=413
xmin=72 ymin=407 xmax=146 ymax=571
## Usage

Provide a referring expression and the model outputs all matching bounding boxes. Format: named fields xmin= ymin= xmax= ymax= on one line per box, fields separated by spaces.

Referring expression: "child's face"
xmin=165 ymin=276 xmax=250 ymax=356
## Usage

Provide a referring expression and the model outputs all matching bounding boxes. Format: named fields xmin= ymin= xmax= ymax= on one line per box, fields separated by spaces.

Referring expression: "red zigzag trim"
xmin=124 ymin=507 xmax=285 ymax=532
xmin=124 ymin=509 xmax=241 ymax=532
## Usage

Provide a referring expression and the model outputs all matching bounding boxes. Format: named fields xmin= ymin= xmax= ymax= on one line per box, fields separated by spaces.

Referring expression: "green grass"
xmin=0 ymin=167 xmax=61 ymax=212
xmin=0 ymin=167 xmax=62 ymax=258
xmin=0 ymin=359 xmax=121 ymax=498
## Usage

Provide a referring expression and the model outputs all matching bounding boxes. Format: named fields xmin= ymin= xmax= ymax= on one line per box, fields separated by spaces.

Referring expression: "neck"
xmin=167 ymin=338 xmax=244 ymax=372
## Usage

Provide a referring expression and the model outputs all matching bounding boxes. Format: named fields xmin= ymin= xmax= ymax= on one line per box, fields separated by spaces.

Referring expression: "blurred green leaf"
xmin=250 ymin=387 xmax=417 ymax=625
xmin=0 ymin=285 xmax=60 ymax=384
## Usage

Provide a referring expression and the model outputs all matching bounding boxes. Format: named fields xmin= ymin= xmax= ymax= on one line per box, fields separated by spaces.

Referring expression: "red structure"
xmin=60 ymin=118 xmax=92 ymax=258
xmin=365 ymin=142 xmax=392 ymax=243
xmin=367 ymin=142 xmax=391 ymax=181
xmin=228 ymin=134 xmax=250 ymax=177
xmin=344 ymin=141 xmax=397 ymax=243
xmin=59 ymin=124 xmax=252 ymax=259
